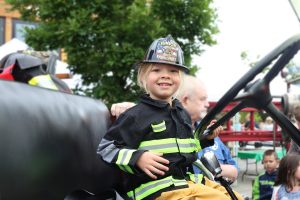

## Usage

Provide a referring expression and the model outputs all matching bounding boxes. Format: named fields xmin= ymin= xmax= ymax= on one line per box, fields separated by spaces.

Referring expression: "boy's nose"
xmin=161 ymin=71 xmax=171 ymax=78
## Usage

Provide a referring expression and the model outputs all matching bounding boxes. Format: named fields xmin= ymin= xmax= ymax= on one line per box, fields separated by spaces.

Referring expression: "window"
xmin=13 ymin=19 xmax=38 ymax=42
xmin=0 ymin=17 xmax=4 ymax=45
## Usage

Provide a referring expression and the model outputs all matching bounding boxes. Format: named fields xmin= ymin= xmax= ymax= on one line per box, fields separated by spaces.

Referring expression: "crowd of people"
xmin=233 ymin=113 xmax=275 ymax=132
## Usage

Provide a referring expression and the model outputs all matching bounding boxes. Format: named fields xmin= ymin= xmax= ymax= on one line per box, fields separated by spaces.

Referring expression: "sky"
xmin=193 ymin=0 xmax=300 ymax=101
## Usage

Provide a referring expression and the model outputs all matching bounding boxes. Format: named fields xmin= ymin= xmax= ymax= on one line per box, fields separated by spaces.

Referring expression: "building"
xmin=0 ymin=0 xmax=71 ymax=79
xmin=0 ymin=0 xmax=38 ymax=45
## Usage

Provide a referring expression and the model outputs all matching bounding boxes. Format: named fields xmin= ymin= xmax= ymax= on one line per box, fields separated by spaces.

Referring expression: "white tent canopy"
xmin=0 ymin=38 xmax=72 ymax=77
xmin=0 ymin=38 xmax=29 ymax=60
xmin=0 ymin=38 xmax=79 ymax=89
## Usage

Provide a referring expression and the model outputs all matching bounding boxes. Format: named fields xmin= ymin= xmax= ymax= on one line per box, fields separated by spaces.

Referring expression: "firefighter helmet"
xmin=141 ymin=35 xmax=189 ymax=73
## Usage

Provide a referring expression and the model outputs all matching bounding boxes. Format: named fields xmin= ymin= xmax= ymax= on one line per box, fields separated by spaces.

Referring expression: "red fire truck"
xmin=209 ymin=101 xmax=284 ymax=143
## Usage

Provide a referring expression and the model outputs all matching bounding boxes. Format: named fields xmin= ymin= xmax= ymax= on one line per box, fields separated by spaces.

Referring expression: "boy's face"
xmin=262 ymin=154 xmax=279 ymax=174
xmin=145 ymin=64 xmax=181 ymax=104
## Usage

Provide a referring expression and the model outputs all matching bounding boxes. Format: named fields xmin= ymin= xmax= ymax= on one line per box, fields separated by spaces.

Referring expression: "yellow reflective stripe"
xmin=117 ymin=164 xmax=134 ymax=174
xmin=116 ymin=149 xmax=135 ymax=174
xmin=151 ymin=120 xmax=166 ymax=132
xmin=127 ymin=176 xmax=188 ymax=200
xmin=28 ymin=74 xmax=58 ymax=90
xmin=194 ymin=139 xmax=202 ymax=152
xmin=194 ymin=133 xmax=202 ymax=151
xmin=139 ymin=138 xmax=174 ymax=147
xmin=193 ymin=131 xmax=202 ymax=151
xmin=187 ymin=172 xmax=203 ymax=184
xmin=139 ymin=138 xmax=198 ymax=153
xmin=173 ymin=179 xmax=188 ymax=187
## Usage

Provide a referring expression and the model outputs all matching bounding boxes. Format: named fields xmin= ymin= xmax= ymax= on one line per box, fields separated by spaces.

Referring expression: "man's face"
xmin=182 ymin=84 xmax=209 ymax=124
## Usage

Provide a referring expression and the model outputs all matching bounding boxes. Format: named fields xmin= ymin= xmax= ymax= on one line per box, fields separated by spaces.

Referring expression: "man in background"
xmin=177 ymin=75 xmax=238 ymax=182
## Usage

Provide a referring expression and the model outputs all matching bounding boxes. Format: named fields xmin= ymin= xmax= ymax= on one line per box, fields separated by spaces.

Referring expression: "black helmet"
xmin=141 ymin=35 xmax=189 ymax=73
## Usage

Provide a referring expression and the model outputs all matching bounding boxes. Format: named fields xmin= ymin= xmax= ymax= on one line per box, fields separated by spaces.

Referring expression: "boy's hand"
xmin=136 ymin=152 xmax=169 ymax=179
xmin=206 ymin=119 xmax=223 ymax=140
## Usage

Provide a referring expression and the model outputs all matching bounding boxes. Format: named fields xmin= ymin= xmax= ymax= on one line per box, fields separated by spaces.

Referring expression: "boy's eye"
xmin=170 ymin=69 xmax=179 ymax=73
xmin=151 ymin=68 xmax=160 ymax=72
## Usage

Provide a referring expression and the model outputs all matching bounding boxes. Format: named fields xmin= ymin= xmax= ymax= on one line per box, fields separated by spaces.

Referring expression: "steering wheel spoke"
xmin=195 ymin=34 xmax=300 ymax=145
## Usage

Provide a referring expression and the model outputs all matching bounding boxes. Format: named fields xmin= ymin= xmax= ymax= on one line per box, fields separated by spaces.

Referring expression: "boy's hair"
xmin=137 ymin=63 xmax=153 ymax=93
xmin=275 ymin=154 xmax=300 ymax=189
xmin=137 ymin=63 xmax=184 ymax=95
xmin=263 ymin=149 xmax=278 ymax=161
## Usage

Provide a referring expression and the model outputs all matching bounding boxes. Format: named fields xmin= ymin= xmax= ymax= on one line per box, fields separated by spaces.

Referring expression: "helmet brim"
xmin=139 ymin=60 xmax=189 ymax=73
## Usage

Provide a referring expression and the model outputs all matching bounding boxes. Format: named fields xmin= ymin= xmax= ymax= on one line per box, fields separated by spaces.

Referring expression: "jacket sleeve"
xmin=97 ymin=112 xmax=146 ymax=174
xmin=252 ymin=176 xmax=260 ymax=200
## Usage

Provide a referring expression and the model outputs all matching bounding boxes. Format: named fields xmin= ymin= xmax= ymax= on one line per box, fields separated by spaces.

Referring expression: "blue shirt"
xmin=193 ymin=137 xmax=238 ymax=174
xmin=276 ymin=184 xmax=300 ymax=200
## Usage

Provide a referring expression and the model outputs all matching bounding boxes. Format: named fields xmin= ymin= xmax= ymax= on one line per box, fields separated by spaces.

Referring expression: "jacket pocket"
xmin=151 ymin=120 xmax=166 ymax=133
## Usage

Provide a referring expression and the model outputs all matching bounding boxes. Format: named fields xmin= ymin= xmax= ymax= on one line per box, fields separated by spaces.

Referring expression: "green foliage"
xmin=6 ymin=0 xmax=218 ymax=106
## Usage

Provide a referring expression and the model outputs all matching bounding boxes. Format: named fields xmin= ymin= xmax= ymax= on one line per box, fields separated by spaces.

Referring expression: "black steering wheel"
xmin=195 ymin=33 xmax=300 ymax=146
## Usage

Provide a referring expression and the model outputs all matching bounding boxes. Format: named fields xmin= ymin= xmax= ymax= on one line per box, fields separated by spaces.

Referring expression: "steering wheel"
xmin=195 ymin=33 xmax=300 ymax=146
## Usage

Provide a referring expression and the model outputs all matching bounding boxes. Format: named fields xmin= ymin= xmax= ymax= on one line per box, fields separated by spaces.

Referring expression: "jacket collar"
xmin=140 ymin=94 xmax=184 ymax=110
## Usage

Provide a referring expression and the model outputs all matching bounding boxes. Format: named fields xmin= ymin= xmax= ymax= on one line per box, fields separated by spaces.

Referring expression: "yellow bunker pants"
xmin=155 ymin=177 xmax=243 ymax=200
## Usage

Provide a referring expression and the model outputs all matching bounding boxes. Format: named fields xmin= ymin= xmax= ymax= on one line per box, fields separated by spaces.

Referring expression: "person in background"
xmin=244 ymin=113 xmax=260 ymax=130
xmin=111 ymin=75 xmax=239 ymax=182
xmin=272 ymin=154 xmax=300 ymax=199
xmin=252 ymin=149 xmax=279 ymax=200
xmin=259 ymin=116 xmax=274 ymax=131
xmin=288 ymin=104 xmax=300 ymax=154
xmin=175 ymin=75 xmax=209 ymax=128
xmin=176 ymin=75 xmax=239 ymax=182
xmin=98 ymin=35 xmax=240 ymax=200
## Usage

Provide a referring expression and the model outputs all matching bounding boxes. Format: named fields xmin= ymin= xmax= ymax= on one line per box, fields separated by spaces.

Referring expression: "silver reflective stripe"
xmin=139 ymin=138 xmax=197 ymax=153
xmin=97 ymin=138 xmax=119 ymax=162
xmin=116 ymin=149 xmax=136 ymax=174
xmin=116 ymin=149 xmax=135 ymax=165
xmin=140 ymin=143 xmax=195 ymax=150
xmin=134 ymin=178 xmax=171 ymax=199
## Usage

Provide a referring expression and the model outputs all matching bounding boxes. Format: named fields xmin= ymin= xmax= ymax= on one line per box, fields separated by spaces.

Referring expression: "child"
xmin=252 ymin=149 xmax=279 ymax=200
xmin=97 ymin=35 xmax=242 ymax=200
xmin=272 ymin=154 xmax=300 ymax=199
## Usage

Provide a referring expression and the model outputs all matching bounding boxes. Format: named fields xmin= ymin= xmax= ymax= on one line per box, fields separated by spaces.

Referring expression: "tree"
xmin=6 ymin=0 xmax=219 ymax=106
